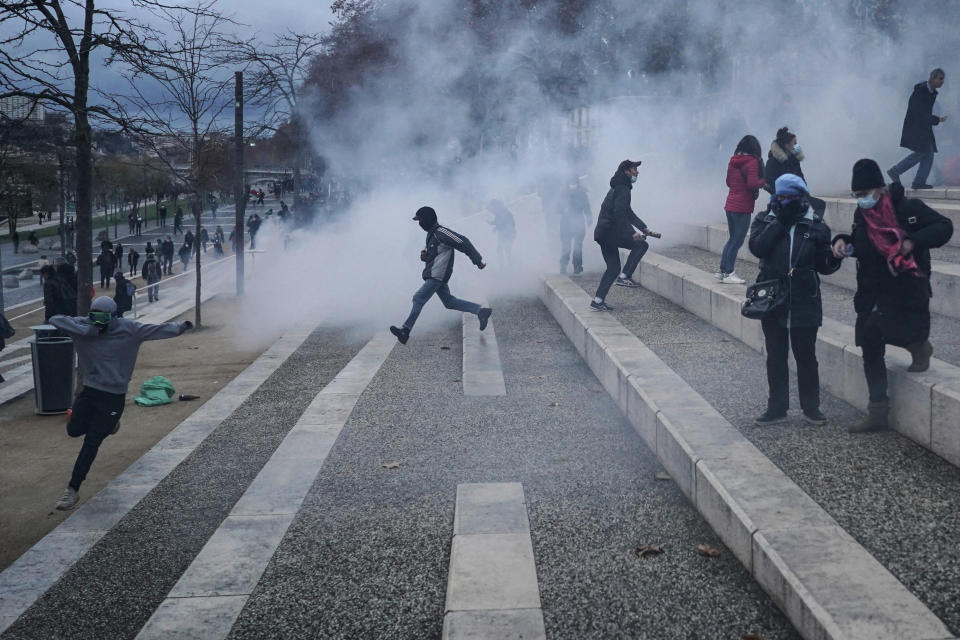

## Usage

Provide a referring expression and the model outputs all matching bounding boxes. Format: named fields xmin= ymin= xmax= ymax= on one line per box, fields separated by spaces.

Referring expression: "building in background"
xmin=0 ymin=96 xmax=45 ymax=123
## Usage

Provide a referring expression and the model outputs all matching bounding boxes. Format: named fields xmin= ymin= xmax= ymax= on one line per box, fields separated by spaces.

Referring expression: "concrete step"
xmin=541 ymin=275 xmax=958 ymax=640
xmin=819 ymin=196 xmax=960 ymax=249
xmin=692 ymin=223 xmax=960 ymax=321
xmin=630 ymin=247 xmax=960 ymax=469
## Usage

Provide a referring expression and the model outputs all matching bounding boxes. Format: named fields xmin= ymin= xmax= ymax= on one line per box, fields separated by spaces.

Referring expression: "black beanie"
xmin=851 ymin=158 xmax=885 ymax=191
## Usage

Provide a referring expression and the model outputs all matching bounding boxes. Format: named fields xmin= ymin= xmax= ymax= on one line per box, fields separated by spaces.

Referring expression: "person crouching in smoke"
xmin=390 ymin=206 xmax=492 ymax=344
xmin=49 ymin=296 xmax=193 ymax=511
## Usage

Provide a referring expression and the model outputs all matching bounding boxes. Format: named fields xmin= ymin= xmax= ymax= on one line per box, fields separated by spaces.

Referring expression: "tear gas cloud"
xmin=233 ymin=0 xmax=960 ymax=343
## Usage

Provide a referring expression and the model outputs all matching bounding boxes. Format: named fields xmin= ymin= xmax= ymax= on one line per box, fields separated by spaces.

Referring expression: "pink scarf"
xmin=861 ymin=193 xmax=922 ymax=277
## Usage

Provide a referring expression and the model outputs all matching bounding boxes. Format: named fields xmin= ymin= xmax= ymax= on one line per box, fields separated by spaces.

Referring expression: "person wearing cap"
xmin=389 ymin=206 xmax=492 ymax=344
xmin=831 ymin=159 xmax=953 ymax=432
xmin=748 ymin=174 xmax=842 ymax=426
xmin=590 ymin=159 xmax=660 ymax=311
xmin=48 ymin=297 xmax=193 ymax=511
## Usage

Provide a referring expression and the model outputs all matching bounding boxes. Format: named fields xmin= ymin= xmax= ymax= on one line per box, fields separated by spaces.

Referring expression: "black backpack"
xmin=145 ymin=259 xmax=159 ymax=281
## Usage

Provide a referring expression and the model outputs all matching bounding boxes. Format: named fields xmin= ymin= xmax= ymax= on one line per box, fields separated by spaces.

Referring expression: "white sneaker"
xmin=714 ymin=270 xmax=724 ymax=280
xmin=56 ymin=486 xmax=78 ymax=511
xmin=722 ymin=272 xmax=746 ymax=284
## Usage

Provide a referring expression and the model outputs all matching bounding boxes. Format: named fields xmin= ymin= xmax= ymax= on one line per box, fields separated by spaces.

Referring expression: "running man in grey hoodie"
xmin=49 ymin=296 xmax=192 ymax=510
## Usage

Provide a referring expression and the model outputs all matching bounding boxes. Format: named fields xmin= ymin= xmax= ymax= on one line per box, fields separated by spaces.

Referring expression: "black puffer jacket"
xmin=764 ymin=142 xmax=804 ymax=194
xmin=833 ymin=183 xmax=953 ymax=346
xmin=593 ymin=172 xmax=647 ymax=244
xmin=748 ymin=204 xmax=841 ymax=328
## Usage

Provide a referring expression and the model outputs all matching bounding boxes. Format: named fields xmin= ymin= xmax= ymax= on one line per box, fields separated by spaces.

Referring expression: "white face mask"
xmin=630 ymin=175 xmax=638 ymax=183
xmin=792 ymin=145 xmax=803 ymax=157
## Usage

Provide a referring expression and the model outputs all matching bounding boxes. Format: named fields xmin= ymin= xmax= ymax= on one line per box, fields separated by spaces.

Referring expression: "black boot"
xmin=850 ymin=401 xmax=888 ymax=433
xmin=906 ymin=340 xmax=932 ymax=372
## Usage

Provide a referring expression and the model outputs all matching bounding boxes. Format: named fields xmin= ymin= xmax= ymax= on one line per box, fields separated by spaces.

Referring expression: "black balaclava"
xmin=414 ymin=206 xmax=437 ymax=231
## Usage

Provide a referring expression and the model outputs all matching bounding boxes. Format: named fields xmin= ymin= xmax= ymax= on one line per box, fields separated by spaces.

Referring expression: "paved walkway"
xmin=0 ymin=299 xmax=802 ymax=640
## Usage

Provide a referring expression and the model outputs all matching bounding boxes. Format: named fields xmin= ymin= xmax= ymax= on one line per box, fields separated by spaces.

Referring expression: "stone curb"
xmin=693 ymin=222 xmax=960 ymax=321
xmin=540 ymin=275 xmax=956 ymax=640
xmin=664 ymin=237 xmax=960 ymax=468
xmin=0 ymin=324 xmax=316 ymax=634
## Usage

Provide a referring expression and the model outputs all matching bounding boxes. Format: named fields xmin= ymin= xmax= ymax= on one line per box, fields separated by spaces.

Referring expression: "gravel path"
xmin=574 ymin=270 xmax=960 ymax=635
xmin=660 ymin=244 xmax=960 ymax=367
xmin=228 ymin=298 xmax=799 ymax=640
xmin=1 ymin=328 xmax=363 ymax=640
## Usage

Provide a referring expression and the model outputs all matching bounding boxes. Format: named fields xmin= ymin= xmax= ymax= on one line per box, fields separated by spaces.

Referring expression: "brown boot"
xmin=849 ymin=401 xmax=888 ymax=433
xmin=907 ymin=340 xmax=933 ymax=372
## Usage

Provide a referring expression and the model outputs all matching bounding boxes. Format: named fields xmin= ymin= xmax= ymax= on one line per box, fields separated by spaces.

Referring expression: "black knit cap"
xmin=851 ymin=158 xmax=885 ymax=192
xmin=412 ymin=206 xmax=437 ymax=224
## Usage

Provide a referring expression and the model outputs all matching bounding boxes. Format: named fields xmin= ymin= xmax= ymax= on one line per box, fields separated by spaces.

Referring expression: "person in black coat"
xmin=888 ymin=69 xmax=947 ymax=190
xmin=95 ymin=249 xmax=117 ymax=289
xmin=113 ymin=272 xmax=133 ymax=317
xmin=560 ymin=176 xmax=592 ymax=275
xmin=748 ymin=174 xmax=842 ymax=426
xmin=832 ymin=159 xmax=953 ymax=432
xmin=590 ymin=159 xmax=660 ymax=311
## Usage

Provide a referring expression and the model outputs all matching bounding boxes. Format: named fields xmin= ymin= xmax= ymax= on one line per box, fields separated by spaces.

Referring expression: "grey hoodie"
xmin=49 ymin=315 xmax=188 ymax=394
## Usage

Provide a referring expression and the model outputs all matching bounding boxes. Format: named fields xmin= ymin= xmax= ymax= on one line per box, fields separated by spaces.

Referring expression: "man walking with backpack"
xmin=389 ymin=206 xmax=491 ymax=344
xmin=50 ymin=297 xmax=192 ymax=510
xmin=141 ymin=251 xmax=162 ymax=303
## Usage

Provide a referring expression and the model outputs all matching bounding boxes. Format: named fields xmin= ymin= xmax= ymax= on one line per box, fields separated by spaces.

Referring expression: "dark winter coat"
xmin=833 ymin=183 xmax=953 ymax=347
xmin=748 ymin=205 xmax=842 ymax=328
xmin=561 ymin=186 xmax=592 ymax=233
xmin=725 ymin=154 xmax=766 ymax=213
xmin=161 ymin=239 xmax=175 ymax=258
xmin=95 ymin=251 xmax=116 ymax=275
xmin=141 ymin=256 xmax=161 ymax=284
xmin=43 ymin=275 xmax=76 ymax=322
xmin=594 ymin=172 xmax=647 ymax=245
xmin=421 ymin=223 xmax=483 ymax=283
xmin=55 ymin=264 xmax=78 ymax=317
xmin=114 ymin=278 xmax=133 ymax=315
xmin=764 ymin=142 xmax=804 ymax=194
xmin=900 ymin=82 xmax=942 ymax=153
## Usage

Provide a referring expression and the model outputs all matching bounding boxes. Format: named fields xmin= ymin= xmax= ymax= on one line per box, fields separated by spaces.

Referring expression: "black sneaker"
xmin=911 ymin=183 xmax=934 ymax=190
xmin=389 ymin=325 xmax=410 ymax=344
xmin=478 ymin=307 xmax=492 ymax=331
xmin=615 ymin=276 xmax=640 ymax=287
xmin=589 ymin=300 xmax=614 ymax=312
xmin=754 ymin=409 xmax=787 ymax=426
xmin=802 ymin=409 xmax=827 ymax=425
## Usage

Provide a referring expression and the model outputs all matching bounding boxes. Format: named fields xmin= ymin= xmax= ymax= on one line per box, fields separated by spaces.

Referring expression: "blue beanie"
xmin=774 ymin=174 xmax=809 ymax=197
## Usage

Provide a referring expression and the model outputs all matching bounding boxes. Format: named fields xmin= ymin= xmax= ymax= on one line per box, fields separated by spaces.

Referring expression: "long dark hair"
xmin=735 ymin=134 xmax=764 ymax=174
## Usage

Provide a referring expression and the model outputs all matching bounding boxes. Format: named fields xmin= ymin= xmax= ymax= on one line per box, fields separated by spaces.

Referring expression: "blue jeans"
xmin=890 ymin=150 xmax=934 ymax=186
xmin=720 ymin=211 xmax=751 ymax=274
xmin=403 ymin=279 xmax=481 ymax=330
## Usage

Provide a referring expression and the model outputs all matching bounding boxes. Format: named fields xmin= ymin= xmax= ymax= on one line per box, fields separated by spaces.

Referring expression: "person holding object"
xmin=49 ymin=297 xmax=193 ymax=510
xmin=888 ymin=69 xmax=947 ymax=190
xmin=718 ymin=135 xmax=766 ymax=284
xmin=590 ymin=159 xmax=660 ymax=311
xmin=389 ymin=206 xmax=492 ymax=344
xmin=748 ymin=174 xmax=841 ymax=426
xmin=831 ymin=159 xmax=953 ymax=432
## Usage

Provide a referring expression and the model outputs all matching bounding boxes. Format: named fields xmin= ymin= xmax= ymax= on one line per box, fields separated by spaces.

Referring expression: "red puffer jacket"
xmin=724 ymin=154 xmax=766 ymax=214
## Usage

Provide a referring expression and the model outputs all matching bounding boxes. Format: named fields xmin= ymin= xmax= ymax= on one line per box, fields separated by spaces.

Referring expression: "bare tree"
xmin=227 ymin=30 xmax=322 ymax=206
xmin=111 ymin=0 xmax=235 ymax=328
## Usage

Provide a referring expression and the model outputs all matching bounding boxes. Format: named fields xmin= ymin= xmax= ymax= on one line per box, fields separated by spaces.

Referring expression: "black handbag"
xmin=741 ymin=231 xmax=809 ymax=320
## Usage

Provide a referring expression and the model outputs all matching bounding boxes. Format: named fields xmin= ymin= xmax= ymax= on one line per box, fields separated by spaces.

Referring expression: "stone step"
xmin=631 ymin=247 xmax=960 ymax=469
xmin=541 ymin=275 xmax=957 ymax=640
xmin=819 ymin=196 xmax=960 ymax=249
xmin=692 ymin=223 xmax=960 ymax=321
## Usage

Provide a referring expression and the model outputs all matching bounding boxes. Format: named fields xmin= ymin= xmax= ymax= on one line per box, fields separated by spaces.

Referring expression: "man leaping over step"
xmin=390 ymin=206 xmax=492 ymax=345
xmin=49 ymin=296 xmax=193 ymax=511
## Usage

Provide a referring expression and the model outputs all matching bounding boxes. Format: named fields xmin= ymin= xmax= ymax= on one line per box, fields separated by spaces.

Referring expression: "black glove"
xmin=775 ymin=202 xmax=803 ymax=228
xmin=181 ymin=320 xmax=194 ymax=331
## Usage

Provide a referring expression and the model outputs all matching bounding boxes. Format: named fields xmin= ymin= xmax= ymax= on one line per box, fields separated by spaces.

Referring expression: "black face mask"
xmin=418 ymin=219 xmax=433 ymax=231
xmin=780 ymin=199 xmax=804 ymax=218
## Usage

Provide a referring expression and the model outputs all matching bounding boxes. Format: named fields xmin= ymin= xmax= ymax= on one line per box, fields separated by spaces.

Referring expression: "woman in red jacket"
xmin=718 ymin=135 xmax=767 ymax=283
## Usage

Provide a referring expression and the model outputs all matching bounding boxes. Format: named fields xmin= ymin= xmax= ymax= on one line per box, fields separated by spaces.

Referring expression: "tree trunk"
xmin=74 ymin=115 xmax=93 ymax=315
xmin=194 ymin=193 xmax=202 ymax=328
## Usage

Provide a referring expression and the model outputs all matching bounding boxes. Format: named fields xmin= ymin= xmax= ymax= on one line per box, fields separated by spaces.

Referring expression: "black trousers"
xmin=761 ymin=319 xmax=820 ymax=413
xmin=858 ymin=319 xmax=889 ymax=403
xmin=67 ymin=387 xmax=125 ymax=490
xmin=595 ymin=238 xmax=648 ymax=300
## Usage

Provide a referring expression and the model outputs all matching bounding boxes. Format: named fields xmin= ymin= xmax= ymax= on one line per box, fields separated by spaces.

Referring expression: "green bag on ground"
xmin=134 ymin=376 xmax=176 ymax=406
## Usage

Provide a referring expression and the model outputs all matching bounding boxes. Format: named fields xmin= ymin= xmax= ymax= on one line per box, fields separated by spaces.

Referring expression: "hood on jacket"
xmin=769 ymin=140 xmax=804 ymax=163
xmin=609 ymin=171 xmax=633 ymax=189
xmin=729 ymin=154 xmax=760 ymax=170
